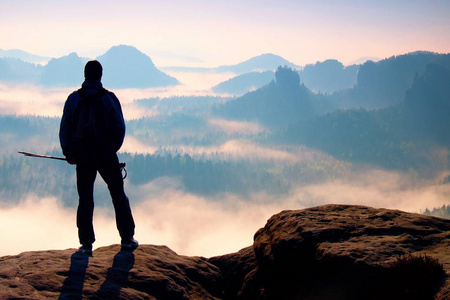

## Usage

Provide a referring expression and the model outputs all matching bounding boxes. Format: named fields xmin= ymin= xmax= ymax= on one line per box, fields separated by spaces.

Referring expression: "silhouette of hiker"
xmin=59 ymin=60 xmax=138 ymax=256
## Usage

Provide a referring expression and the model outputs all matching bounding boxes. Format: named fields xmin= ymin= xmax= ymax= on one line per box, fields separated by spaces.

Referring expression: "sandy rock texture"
xmin=0 ymin=245 xmax=223 ymax=299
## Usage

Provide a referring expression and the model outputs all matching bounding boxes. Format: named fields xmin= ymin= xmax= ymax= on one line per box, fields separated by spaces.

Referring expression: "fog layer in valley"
xmin=1 ymin=167 xmax=449 ymax=258
xmin=0 ymin=71 xmax=233 ymax=118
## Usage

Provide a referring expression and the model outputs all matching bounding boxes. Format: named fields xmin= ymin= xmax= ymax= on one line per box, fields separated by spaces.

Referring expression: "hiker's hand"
xmin=67 ymin=158 xmax=76 ymax=165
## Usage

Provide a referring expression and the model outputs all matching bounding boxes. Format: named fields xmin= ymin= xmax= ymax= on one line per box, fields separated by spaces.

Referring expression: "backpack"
xmin=73 ymin=88 xmax=110 ymax=147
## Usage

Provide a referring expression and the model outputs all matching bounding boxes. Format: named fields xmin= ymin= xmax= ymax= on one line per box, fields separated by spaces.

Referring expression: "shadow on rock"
xmin=59 ymin=252 xmax=90 ymax=299
xmin=93 ymin=250 xmax=135 ymax=299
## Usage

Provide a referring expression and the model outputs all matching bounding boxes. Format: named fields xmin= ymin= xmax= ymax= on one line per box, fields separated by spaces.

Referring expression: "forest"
xmin=1 ymin=51 xmax=450 ymax=217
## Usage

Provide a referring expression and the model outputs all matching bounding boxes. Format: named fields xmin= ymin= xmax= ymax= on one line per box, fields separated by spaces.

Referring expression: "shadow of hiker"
xmin=59 ymin=252 xmax=90 ymax=299
xmin=93 ymin=250 xmax=135 ymax=298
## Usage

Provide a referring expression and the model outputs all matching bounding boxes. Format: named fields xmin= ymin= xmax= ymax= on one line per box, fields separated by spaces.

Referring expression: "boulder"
xmin=213 ymin=204 xmax=450 ymax=299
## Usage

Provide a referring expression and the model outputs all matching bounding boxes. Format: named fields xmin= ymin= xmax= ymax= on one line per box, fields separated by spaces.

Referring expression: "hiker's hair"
xmin=84 ymin=60 xmax=103 ymax=81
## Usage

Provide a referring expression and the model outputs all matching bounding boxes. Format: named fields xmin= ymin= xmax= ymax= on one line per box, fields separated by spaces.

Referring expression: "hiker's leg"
xmin=76 ymin=163 xmax=97 ymax=245
xmin=98 ymin=153 xmax=135 ymax=241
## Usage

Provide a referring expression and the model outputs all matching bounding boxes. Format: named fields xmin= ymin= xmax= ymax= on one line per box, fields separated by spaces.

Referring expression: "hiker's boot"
xmin=121 ymin=238 xmax=139 ymax=251
xmin=77 ymin=244 xmax=93 ymax=256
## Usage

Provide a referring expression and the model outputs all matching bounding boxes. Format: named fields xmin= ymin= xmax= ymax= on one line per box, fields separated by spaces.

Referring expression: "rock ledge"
xmin=1 ymin=204 xmax=449 ymax=299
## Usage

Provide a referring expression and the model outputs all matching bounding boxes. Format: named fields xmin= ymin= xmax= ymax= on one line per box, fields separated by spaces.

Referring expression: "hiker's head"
xmin=84 ymin=60 xmax=103 ymax=81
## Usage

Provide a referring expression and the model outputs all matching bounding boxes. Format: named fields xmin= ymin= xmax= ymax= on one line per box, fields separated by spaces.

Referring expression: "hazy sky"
xmin=1 ymin=0 xmax=449 ymax=66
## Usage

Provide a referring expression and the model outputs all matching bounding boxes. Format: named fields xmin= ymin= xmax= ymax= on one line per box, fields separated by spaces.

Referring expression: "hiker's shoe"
xmin=76 ymin=244 xmax=93 ymax=256
xmin=121 ymin=238 xmax=139 ymax=251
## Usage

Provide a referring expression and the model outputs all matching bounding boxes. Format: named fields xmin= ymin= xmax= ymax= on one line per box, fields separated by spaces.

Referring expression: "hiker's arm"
xmin=59 ymin=94 xmax=76 ymax=162
xmin=108 ymin=92 xmax=126 ymax=152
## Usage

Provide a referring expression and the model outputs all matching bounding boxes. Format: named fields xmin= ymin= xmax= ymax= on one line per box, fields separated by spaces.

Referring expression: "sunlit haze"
xmin=1 ymin=0 xmax=449 ymax=66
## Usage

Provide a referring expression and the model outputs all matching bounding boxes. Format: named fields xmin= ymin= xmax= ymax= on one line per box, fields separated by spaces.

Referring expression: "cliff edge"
xmin=1 ymin=204 xmax=449 ymax=299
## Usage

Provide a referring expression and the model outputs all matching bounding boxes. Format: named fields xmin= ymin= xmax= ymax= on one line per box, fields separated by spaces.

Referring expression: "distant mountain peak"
xmin=242 ymin=53 xmax=288 ymax=62
xmin=96 ymin=45 xmax=178 ymax=88
xmin=217 ymin=53 xmax=299 ymax=73
xmin=348 ymin=56 xmax=381 ymax=65
xmin=0 ymin=49 xmax=51 ymax=64
xmin=100 ymin=45 xmax=155 ymax=66
xmin=161 ymin=53 xmax=299 ymax=74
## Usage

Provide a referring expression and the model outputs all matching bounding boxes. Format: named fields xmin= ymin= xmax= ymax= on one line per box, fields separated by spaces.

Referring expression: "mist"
xmin=209 ymin=119 xmax=266 ymax=135
xmin=0 ymin=70 xmax=232 ymax=119
xmin=0 ymin=83 xmax=72 ymax=117
xmin=173 ymin=140 xmax=325 ymax=163
xmin=1 ymin=167 xmax=449 ymax=258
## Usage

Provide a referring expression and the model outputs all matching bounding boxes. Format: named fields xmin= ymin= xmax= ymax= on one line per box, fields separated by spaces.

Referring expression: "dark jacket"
xmin=59 ymin=80 xmax=125 ymax=160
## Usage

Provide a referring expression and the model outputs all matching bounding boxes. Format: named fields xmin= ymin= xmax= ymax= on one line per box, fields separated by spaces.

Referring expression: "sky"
xmin=1 ymin=0 xmax=450 ymax=257
xmin=1 ymin=0 xmax=449 ymax=67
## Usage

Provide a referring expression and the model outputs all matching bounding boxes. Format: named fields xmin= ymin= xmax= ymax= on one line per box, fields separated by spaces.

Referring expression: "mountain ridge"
xmin=0 ymin=45 xmax=179 ymax=88
xmin=0 ymin=49 xmax=51 ymax=64
xmin=162 ymin=53 xmax=300 ymax=74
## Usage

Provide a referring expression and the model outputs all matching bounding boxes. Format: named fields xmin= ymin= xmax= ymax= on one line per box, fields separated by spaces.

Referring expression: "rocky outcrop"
xmin=216 ymin=204 xmax=450 ymax=299
xmin=1 ymin=204 xmax=450 ymax=299
xmin=0 ymin=245 xmax=223 ymax=299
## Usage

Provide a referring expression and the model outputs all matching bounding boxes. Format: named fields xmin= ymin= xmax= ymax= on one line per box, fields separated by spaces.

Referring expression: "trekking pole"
xmin=18 ymin=151 xmax=67 ymax=161
xmin=119 ymin=162 xmax=127 ymax=179
xmin=18 ymin=151 xmax=128 ymax=179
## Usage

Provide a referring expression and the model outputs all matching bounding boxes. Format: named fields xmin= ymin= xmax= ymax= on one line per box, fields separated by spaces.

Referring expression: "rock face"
xmin=1 ymin=205 xmax=450 ymax=299
xmin=229 ymin=205 xmax=450 ymax=299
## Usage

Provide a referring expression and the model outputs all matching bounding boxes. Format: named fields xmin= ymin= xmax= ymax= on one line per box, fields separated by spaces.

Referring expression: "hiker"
xmin=59 ymin=60 xmax=137 ymax=255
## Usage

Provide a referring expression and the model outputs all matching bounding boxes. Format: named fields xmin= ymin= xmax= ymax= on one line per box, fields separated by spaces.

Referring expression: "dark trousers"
xmin=76 ymin=151 xmax=135 ymax=245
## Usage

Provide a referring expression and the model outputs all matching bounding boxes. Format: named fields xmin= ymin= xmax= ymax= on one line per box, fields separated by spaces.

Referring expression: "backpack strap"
xmin=77 ymin=87 xmax=109 ymax=99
